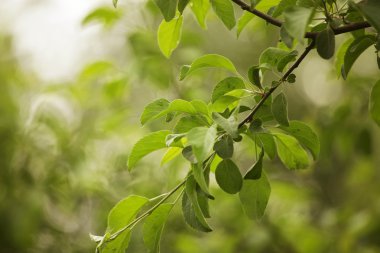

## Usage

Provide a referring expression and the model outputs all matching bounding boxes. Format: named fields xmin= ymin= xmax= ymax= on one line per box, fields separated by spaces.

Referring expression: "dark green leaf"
xmin=179 ymin=54 xmax=237 ymax=80
xmin=154 ymin=0 xmax=178 ymax=22
xmin=316 ymin=26 xmax=335 ymax=59
xmin=182 ymin=146 xmax=198 ymax=163
xmin=244 ymin=148 xmax=264 ymax=180
xmin=211 ymin=77 xmax=245 ymax=102
xmin=215 ymin=159 xmax=243 ymax=194
xmin=158 ymin=15 xmax=183 ymax=58
xmin=187 ymin=126 xmax=217 ymax=163
xmin=210 ymin=0 xmax=236 ymax=30
xmin=351 ymin=0 xmax=380 ymax=33
xmin=280 ymin=26 xmax=294 ymax=49
xmin=248 ymin=66 xmax=262 ymax=89
xmin=127 ymin=130 xmax=171 ymax=170
xmin=341 ymin=35 xmax=376 ymax=79
xmin=272 ymin=93 xmax=289 ymax=126
xmin=274 ymin=133 xmax=310 ymax=170
xmin=213 ymin=135 xmax=234 ymax=158
xmin=178 ymin=0 xmax=190 ymax=13
xmin=140 ymin=99 xmax=170 ymax=125
xmin=370 ymin=80 xmax=380 ymax=127
xmin=143 ymin=203 xmax=173 ymax=253
xmin=192 ymin=163 xmax=213 ymax=198
xmin=279 ymin=120 xmax=320 ymax=159
xmin=277 ymin=50 xmax=298 ymax=72
xmin=239 ymin=172 xmax=271 ymax=220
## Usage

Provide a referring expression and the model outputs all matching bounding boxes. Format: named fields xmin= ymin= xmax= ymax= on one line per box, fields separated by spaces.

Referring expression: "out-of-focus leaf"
xmin=212 ymin=112 xmax=239 ymax=139
xmin=158 ymin=15 xmax=183 ymax=58
xmin=113 ymin=0 xmax=118 ymax=8
xmin=335 ymin=37 xmax=354 ymax=78
xmin=82 ymin=7 xmax=122 ymax=27
xmin=237 ymin=11 xmax=254 ymax=37
xmin=215 ymin=159 xmax=243 ymax=194
xmin=351 ymin=0 xmax=380 ymax=33
xmin=210 ymin=0 xmax=236 ymax=30
xmin=370 ymin=80 xmax=380 ymax=127
xmin=192 ymin=163 xmax=213 ymax=198
xmin=127 ymin=130 xmax=171 ymax=170
xmin=283 ymin=6 xmax=314 ymax=42
xmin=248 ymin=66 xmax=262 ymax=89
xmin=272 ymin=0 xmax=297 ymax=17
xmin=161 ymin=147 xmax=182 ymax=166
xmin=154 ymin=0 xmax=178 ymax=22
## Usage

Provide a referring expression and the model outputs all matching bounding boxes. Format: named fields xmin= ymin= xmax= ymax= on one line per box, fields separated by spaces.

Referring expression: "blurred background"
xmin=0 ymin=0 xmax=380 ymax=252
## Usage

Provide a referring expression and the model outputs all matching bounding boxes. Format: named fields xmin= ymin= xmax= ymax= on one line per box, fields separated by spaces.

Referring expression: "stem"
xmin=238 ymin=39 xmax=316 ymax=128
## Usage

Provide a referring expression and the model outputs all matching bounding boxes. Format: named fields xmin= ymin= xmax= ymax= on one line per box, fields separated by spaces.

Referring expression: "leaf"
xmin=210 ymin=95 xmax=240 ymax=113
xmin=173 ymin=116 xmax=207 ymax=133
xmin=140 ymin=99 xmax=170 ymax=125
xmin=283 ymin=6 xmax=315 ymax=42
xmin=259 ymin=48 xmax=297 ymax=72
xmin=183 ymin=176 xmax=213 ymax=232
xmin=237 ymin=11 xmax=254 ymax=37
xmin=341 ymin=35 xmax=376 ymax=80
xmin=215 ymin=159 xmax=243 ymax=194
xmin=213 ymin=135 xmax=234 ymax=159
xmin=244 ymin=148 xmax=264 ymax=180
xmin=82 ymin=7 xmax=121 ymax=27
xmin=277 ymin=50 xmax=298 ymax=72
xmin=154 ymin=0 xmax=178 ymax=22
xmin=127 ymin=130 xmax=171 ymax=170
xmin=143 ymin=203 xmax=173 ymax=253
xmin=239 ymin=173 xmax=271 ymax=220
xmin=351 ymin=0 xmax=380 ymax=33
xmin=191 ymin=0 xmax=210 ymax=29
xmin=255 ymin=0 xmax=281 ymax=12
xmin=161 ymin=147 xmax=182 ymax=166
xmin=335 ymin=37 xmax=354 ymax=78
xmin=370 ymin=80 xmax=380 ymax=127
xmin=272 ymin=0 xmax=297 ymax=17
xmin=212 ymin=112 xmax=239 ymax=138
xmin=179 ymin=54 xmax=237 ymax=80
xmin=182 ymin=146 xmax=198 ymax=163
xmin=256 ymin=133 xmax=276 ymax=160
xmin=272 ymin=93 xmax=289 ymax=126
xmin=187 ymin=126 xmax=217 ymax=163
xmin=211 ymin=77 xmax=245 ymax=103
xmin=316 ymin=26 xmax=335 ymax=59
xmin=165 ymin=133 xmax=185 ymax=147
xmin=192 ymin=163 xmax=213 ymax=198
xmin=190 ymin=99 xmax=210 ymax=117
xmin=178 ymin=0 xmax=190 ymax=13
xmin=210 ymin=0 xmax=236 ymax=30
xmin=113 ymin=0 xmax=118 ymax=8
xmin=280 ymin=26 xmax=294 ymax=49
xmin=279 ymin=120 xmax=320 ymax=160
xmin=274 ymin=133 xmax=310 ymax=170
xmin=158 ymin=15 xmax=183 ymax=58
xmin=248 ymin=66 xmax=262 ymax=89
xmin=99 ymin=196 xmax=149 ymax=253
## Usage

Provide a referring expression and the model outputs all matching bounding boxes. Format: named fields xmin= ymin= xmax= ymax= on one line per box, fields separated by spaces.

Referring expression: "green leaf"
xmin=173 ymin=116 xmax=207 ymax=133
xmin=283 ymin=6 xmax=314 ymax=42
xmin=191 ymin=0 xmax=210 ymax=29
xmin=341 ymin=35 xmax=376 ymax=80
xmin=190 ymin=99 xmax=210 ymax=117
xmin=210 ymin=95 xmax=240 ymax=113
xmin=187 ymin=126 xmax=217 ymax=163
xmin=99 ymin=196 xmax=149 ymax=253
xmin=274 ymin=133 xmax=310 ymax=170
xmin=239 ymin=173 xmax=271 ymax=220
xmin=215 ymin=159 xmax=243 ymax=194
xmin=165 ymin=133 xmax=185 ymax=147
xmin=143 ymin=203 xmax=173 ymax=253
xmin=178 ymin=0 xmax=190 ymax=13
xmin=272 ymin=0 xmax=297 ymax=17
xmin=82 ymin=7 xmax=122 ymax=27
xmin=370 ymin=80 xmax=380 ymax=127
xmin=259 ymin=48 xmax=297 ymax=72
xmin=180 ymin=54 xmax=237 ymax=80
xmin=192 ymin=163 xmax=213 ymax=198
xmin=182 ymin=146 xmax=198 ymax=163
xmin=237 ymin=11 xmax=254 ymax=37
xmin=257 ymin=133 xmax=276 ymax=160
xmin=255 ymin=0 xmax=281 ymax=12
xmin=280 ymin=26 xmax=294 ymax=49
xmin=141 ymin=99 xmax=170 ymax=125
xmin=212 ymin=112 xmax=239 ymax=138
xmin=277 ymin=50 xmax=298 ymax=72
xmin=279 ymin=120 xmax=320 ymax=160
xmin=213 ymin=135 xmax=234 ymax=159
xmin=244 ymin=148 xmax=264 ymax=180
xmin=127 ymin=130 xmax=171 ymax=170
xmin=335 ymin=37 xmax=354 ymax=78
xmin=154 ymin=0 xmax=178 ymax=22
xmin=272 ymin=93 xmax=289 ymax=126
xmin=183 ymin=176 xmax=213 ymax=232
xmin=161 ymin=147 xmax=182 ymax=166
xmin=211 ymin=77 xmax=245 ymax=103
xmin=351 ymin=0 xmax=380 ymax=33
xmin=248 ymin=66 xmax=262 ymax=89
xmin=158 ymin=15 xmax=183 ymax=58
xmin=210 ymin=0 xmax=236 ymax=30
xmin=316 ymin=26 xmax=335 ymax=59
xmin=113 ymin=0 xmax=118 ymax=8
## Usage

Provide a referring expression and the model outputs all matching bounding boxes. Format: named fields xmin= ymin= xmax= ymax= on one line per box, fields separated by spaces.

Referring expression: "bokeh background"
xmin=1 ymin=0 xmax=380 ymax=252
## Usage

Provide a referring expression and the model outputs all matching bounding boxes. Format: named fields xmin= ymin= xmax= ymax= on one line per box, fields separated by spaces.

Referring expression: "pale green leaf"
xmin=272 ymin=0 xmax=297 ymax=17
xmin=187 ymin=126 xmax=217 ymax=163
xmin=127 ymin=130 xmax=171 ymax=170
xmin=158 ymin=15 xmax=183 ymax=58
xmin=274 ymin=133 xmax=310 ymax=170
xmin=210 ymin=0 xmax=236 ymax=30
xmin=180 ymin=54 xmax=237 ymax=80
xmin=161 ymin=147 xmax=182 ymax=166
xmin=239 ymin=173 xmax=271 ymax=220
xmin=143 ymin=203 xmax=173 ymax=253
xmin=283 ymin=6 xmax=315 ymax=42
xmin=191 ymin=0 xmax=210 ymax=29
xmin=82 ymin=7 xmax=121 ymax=27
xmin=113 ymin=0 xmax=118 ymax=8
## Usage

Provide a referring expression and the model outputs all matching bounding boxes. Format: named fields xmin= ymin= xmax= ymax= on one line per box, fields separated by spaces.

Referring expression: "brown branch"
xmin=238 ymin=39 xmax=316 ymax=128
xmin=231 ymin=0 xmax=371 ymax=39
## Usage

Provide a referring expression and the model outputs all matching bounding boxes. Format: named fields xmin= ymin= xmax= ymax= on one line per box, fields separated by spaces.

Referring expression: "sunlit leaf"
xmin=272 ymin=93 xmax=289 ymax=126
xmin=191 ymin=0 xmax=210 ymax=29
xmin=210 ymin=0 xmax=236 ymax=30
xmin=82 ymin=7 xmax=122 ymax=27
xmin=127 ymin=130 xmax=171 ymax=170
xmin=211 ymin=77 xmax=245 ymax=102
xmin=351 ymin=0 xmax=380 ymax=33
xmin=212 ymin=112 xmax=239 ymax=139
xmin=158 ymin=15 xmax=183 ymax=58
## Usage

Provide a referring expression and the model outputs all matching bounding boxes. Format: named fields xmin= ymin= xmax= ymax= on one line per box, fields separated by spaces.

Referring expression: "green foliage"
xmin=283 ymin=6 xmax=314 ymax=42
xmin=370 ymin=80 xmax=380 ymax=127
xmin=272 ymin=92 xmax=289 ymax=126
xmin=158 ymin=15 xmax=183 ymax=58
xmin=215 ymin=159 xmax=243 ymax=194
xmin=210 ymin=0 xmax=236 ymax=30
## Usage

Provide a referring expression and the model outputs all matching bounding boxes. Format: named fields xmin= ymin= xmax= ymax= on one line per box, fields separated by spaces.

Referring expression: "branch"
xmin=231 ymin=0 xmax=371 ymax=39
xmin=238 ymin=39 xmax=316 ymax=128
